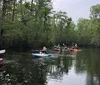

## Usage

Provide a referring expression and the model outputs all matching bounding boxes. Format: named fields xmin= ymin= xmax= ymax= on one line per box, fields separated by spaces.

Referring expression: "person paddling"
xmin=75 ymin=44 xmax=78 ymax=48
xmin=41 ymin=46 xmax=47 ymax=54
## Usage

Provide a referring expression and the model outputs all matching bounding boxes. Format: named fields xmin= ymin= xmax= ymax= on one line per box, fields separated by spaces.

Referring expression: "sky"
xmin=53 ymin=0 xmax=100 ymax=23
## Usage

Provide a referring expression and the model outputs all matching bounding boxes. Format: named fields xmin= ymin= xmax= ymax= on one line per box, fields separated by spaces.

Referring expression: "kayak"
xmin=0 ymin=58 xmax=3 ymax=64
xmin=32 ymin=53 xmax=52 ymax=58
xmin=53 ymin=47 xmax=60 ymax=51
xmin=0 ymin=49 xmax=6 ymax=54
xmin=32 ymin=53 xmax=51 ymax=57
xmin=0 ymin=58 xmax=3 ymax=61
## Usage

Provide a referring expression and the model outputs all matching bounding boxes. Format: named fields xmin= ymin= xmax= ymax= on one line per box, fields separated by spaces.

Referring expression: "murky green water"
xmin=0 ymin=48 xmax=100 ymax=85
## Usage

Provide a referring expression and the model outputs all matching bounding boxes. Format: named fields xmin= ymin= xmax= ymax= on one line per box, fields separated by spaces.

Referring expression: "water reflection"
xmin=0 ymin=49 xmax=100 ymax=85
xmin=47 ymin=56 xmax=73 ymax=80
xmin=0 ymin=54 xmax=47 ymax=85
xmin=75 ymin=49 xmax=100 ymax=85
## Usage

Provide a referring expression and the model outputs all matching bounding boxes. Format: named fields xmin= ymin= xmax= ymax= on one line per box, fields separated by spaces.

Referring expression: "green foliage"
xmin=0 ymin=0 xmax=76 ymax=50
xmin=76 ymin=4 xmax=100 ymax=47
xmin=49 ymin=11 xmax=75 ymax=45
xmin=77 ymin=18 xmax=92 ymax=46
xmin=90 ymin=4 xmax=100 ymax=19
xmin=1 ymin=0 xmax=100 ymax=50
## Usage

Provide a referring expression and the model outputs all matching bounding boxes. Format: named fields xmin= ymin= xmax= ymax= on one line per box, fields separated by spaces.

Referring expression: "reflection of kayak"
xmin=0 ymin=50 xmax=6 ymax=54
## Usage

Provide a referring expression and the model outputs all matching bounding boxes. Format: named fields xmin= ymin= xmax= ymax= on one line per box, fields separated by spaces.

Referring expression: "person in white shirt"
xmin=41 ymin=46 xmax=47 ymax=53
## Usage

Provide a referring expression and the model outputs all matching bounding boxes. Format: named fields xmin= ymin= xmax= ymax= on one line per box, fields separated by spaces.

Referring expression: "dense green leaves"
xmin=0 ymin=0 xmax=75 ymax=50
xmin=77 ymin=4 xmax=100 ymax=47
xmin=0 ymin=0 xmax=100 ymax=50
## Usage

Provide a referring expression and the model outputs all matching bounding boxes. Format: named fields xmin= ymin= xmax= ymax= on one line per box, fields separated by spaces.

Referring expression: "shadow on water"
xmin=0 ymin=48 xmax=100 ymax=85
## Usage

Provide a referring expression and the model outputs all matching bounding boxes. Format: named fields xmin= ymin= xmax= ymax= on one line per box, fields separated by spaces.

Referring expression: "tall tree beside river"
xmin=77 ymin=4 xmax=100 ymax=47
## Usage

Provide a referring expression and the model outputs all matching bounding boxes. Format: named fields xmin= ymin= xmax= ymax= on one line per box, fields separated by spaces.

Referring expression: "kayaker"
xmin=75 ymin=44 xmax=78 ymax=48
xmin=41 ymin=46 xmax=47 ymax=54
xmin=57 ymin=44 xmax=60 ymax=48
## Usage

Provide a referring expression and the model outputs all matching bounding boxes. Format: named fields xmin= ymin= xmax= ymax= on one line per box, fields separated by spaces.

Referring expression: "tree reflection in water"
xmin=0 ymin=53 xmax=74 ymax=85
xmin=75 ymin=49 xmax=100 ymax=85
xmin=47 ymin=56 xmax=73 ymax=80
xmin=0 ymin=54 xmax=47 ymax=85
xmin=2 ymin=49 xmax=100 ymax=85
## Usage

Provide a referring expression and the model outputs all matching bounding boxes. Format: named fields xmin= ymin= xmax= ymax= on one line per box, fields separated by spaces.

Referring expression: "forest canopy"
xmin=0 ymin=0 xmax=100 ymax=50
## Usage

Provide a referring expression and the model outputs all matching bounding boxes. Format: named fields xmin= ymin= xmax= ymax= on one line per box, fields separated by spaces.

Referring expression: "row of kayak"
xmin=0 ymin=49 xmax=79 ymax=60
xmin=0 ymin=49 xmax=52 ymax=60
xmin=32 ymin=46 xmax=81 ymax=58
xmin=54 ymin=47 xmax=80 ymax=52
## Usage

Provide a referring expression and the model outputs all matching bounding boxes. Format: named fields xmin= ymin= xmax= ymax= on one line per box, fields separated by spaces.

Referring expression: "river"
xmin=0 ymin=48 xmax=100 ymax=85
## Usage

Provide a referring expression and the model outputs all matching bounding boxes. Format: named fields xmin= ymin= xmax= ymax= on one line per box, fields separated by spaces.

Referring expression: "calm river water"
xmin=0 ymin=48 xmax=100 ymax=85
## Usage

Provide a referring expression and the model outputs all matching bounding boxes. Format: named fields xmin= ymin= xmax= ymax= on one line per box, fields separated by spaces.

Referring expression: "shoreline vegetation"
xmin=0 ymin=0 xmax=100 ymax=51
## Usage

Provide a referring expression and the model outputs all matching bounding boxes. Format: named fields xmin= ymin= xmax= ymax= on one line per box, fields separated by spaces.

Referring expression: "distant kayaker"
xmin=75 ymin=44 xmax=78 ymax=49
xmin=57 ymin=44 xmax=61 ymax=49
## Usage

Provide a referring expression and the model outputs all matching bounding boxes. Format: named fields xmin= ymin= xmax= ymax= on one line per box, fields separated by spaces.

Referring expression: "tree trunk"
xmin=0 ymin=0 xmax=7 ymax=49
xmin=12 ymin=0 xmax=16 ymax=21
xmin=30 ymin=0 xmax=33 ymax=12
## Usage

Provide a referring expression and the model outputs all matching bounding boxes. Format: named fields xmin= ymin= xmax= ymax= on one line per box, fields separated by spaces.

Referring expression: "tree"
xmin=90 ymin=4 xmax=100 ymax=46
xmin=90 ymin=4 xmax=100 ymax=19
xmin=77 ymin=18 xmax=92 ymax=46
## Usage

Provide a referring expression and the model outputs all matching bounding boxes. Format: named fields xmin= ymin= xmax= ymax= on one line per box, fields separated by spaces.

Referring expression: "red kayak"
xmin=0 ymin=58 xmax=3 ymax=64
